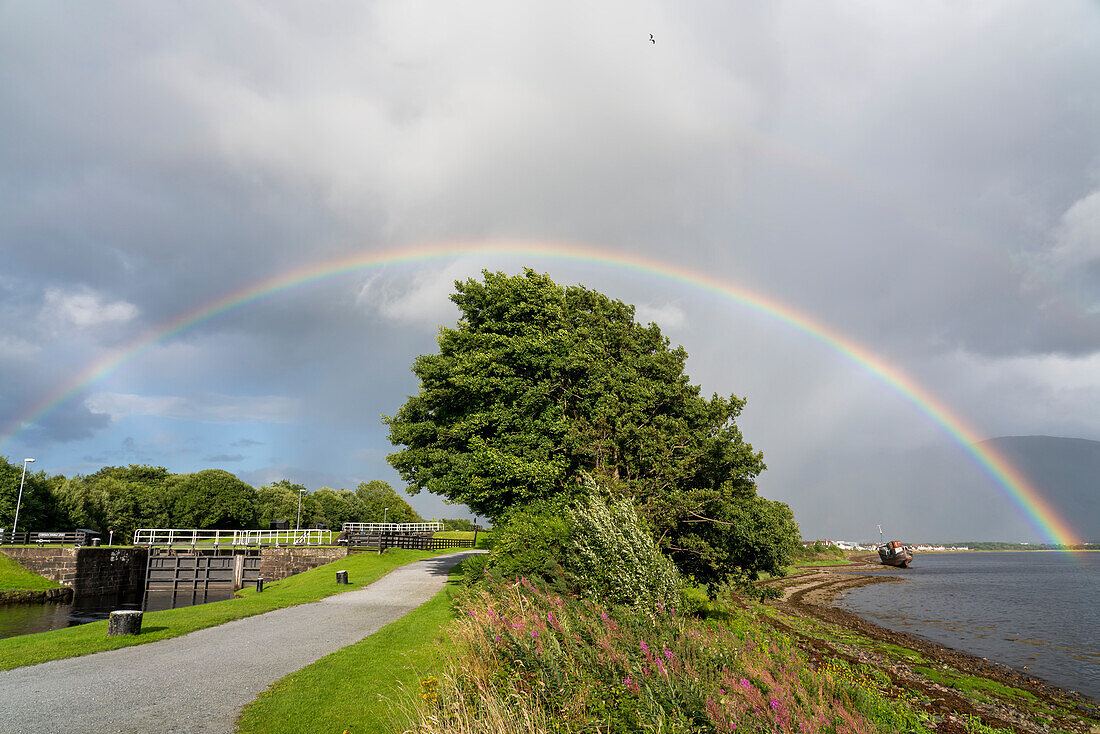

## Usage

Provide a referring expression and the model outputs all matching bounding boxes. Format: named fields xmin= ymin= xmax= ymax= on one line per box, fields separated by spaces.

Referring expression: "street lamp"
xmin=11 ymin=458 xmax=35 ymax=540
xmin=383 ymin=507 xmax=388 ymax=525
xmin=295 ymin=488 xmax=308 ymax=531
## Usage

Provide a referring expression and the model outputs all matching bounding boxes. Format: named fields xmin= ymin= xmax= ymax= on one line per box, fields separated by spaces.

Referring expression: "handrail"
xmin=132 ymin=528 xmax=336 ymax=546
xmin=340 ymin=521 xmax=444 ymax=534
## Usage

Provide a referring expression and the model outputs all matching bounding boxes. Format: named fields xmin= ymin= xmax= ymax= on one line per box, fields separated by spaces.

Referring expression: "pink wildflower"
xmin=770 ymin=699 xmax=780 ymax=711
xmin=640 ymin=640 xmax=649 ymax=653
xmin=663 ymin=648 xmax=673 ymax=659
xmin=600 ymin=612 xmax=609 ymax=620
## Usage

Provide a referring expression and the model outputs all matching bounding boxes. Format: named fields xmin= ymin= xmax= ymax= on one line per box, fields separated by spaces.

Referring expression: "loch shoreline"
xmin=762 ymin=557 xmax=1099 ymax=734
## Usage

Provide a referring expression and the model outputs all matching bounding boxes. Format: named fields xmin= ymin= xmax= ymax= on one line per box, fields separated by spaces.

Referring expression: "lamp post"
xmin=383 ymin=507 xmax=388 ymax=525
xmin=11 ymin=458 xmax=35 ymax=541
xmin=295 ymin=488 xmax=308 ymax=531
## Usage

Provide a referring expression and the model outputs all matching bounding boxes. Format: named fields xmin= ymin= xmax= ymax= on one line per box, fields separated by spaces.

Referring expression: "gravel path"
xmin=0 ymin=551 xmax=477 ymax=734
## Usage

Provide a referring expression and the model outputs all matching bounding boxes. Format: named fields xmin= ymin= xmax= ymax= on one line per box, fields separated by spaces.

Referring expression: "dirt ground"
xmin=759 ymin=556 xmax=1100 ymax=734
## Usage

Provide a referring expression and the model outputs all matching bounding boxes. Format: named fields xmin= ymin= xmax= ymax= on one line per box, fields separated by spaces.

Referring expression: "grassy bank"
xmin=236 ymin=562 xmax=466 ymax=734
xmin=0 ymin=548 xmax=453 ymax=671
xmin=0 ymin=553 xmax=65 ymax=591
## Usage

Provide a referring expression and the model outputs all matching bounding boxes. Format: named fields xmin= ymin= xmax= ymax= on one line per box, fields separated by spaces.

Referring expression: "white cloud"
xmin=634 ymin=302 xmax=686 ymax=330
xmin=85 ymin=392 xmax=299 ymax=424
xmin=356 ymin=262 xmax=476 ymax=325
xmin=41 ymin=287 xmax=138 ymax=329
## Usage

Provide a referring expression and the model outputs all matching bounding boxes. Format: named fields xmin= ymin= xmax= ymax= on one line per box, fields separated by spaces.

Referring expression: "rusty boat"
xmin=877 ymin=539 xmax=914 ymax=568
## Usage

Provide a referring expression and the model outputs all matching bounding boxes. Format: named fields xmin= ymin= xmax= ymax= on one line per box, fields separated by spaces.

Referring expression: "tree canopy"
xmin=1 ymin=459 xmax=429 ymax=541
xmin=385 ymin=269 xmax=800 ymax=585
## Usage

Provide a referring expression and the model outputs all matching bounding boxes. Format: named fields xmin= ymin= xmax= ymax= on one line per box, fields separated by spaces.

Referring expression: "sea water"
xmin=834 ymin=551 xmax=1099 ymax=701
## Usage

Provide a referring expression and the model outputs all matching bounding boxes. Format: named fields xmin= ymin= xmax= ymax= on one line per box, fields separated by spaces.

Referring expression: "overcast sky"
xmin=2 ymin=1 xmax=1098 ymax=541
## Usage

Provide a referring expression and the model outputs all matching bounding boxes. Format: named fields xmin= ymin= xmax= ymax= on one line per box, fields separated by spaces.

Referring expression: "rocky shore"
xmin=760 ymin=557 xmax=1100 ymax=734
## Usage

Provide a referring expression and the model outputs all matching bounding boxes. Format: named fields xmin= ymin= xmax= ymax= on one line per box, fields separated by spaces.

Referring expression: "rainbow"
xmin=1 ymin=240 xmax=1081 ymax=545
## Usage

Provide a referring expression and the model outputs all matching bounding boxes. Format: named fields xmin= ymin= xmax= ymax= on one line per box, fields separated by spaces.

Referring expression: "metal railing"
xmin=132 ymin=528 xmax=336 ymax=546
xmin=340 ymin=521 xmax=444 ymax=534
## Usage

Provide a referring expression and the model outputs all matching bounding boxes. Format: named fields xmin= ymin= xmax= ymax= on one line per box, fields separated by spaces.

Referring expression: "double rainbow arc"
xmin=1 ymin=240 xmax=1081 ymax=546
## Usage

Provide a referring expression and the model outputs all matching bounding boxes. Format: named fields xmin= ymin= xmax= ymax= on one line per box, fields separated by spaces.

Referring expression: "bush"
xmin=678 ymin=587 xmax=709 ymax=618
xmin=460 ymin=554 xmax=489 ymax=587
xmin=483 ymin=498 xmax=571 ymax=588
xmin=564 ymin=483 xmax=679 ymax=611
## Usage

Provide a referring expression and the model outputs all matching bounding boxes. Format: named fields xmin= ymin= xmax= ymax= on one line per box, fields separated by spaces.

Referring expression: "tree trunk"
xmin=107 ymin=610 xmax=143 ymax=636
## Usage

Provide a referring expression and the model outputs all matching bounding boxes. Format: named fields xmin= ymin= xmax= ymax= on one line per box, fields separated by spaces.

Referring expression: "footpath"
xmin=0 ymin=551 xmax=476 ymax=734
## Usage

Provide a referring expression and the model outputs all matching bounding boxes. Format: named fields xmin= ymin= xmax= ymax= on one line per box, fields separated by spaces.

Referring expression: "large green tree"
xmin=354 ymin=480 xmax=422 ymax=523
xmin=0 ymin=457 xmax=64 ymax=533
xmin=385 ymin=269 xmax=798 ymax=585
xmin=169 ymin=469 xmax=257 ymax=529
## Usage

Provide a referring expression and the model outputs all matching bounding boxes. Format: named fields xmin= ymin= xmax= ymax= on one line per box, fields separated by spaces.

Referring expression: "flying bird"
xmin=650 ymin=34 xmax=655 ymax=44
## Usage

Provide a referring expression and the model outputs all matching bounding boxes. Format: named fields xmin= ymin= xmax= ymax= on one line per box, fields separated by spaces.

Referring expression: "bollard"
xmin=256 ymin=577 xmax=264 ymax=593
xmin=336 ymin=570 xmax=349 ymax=585
xmin=107 ymin=610 xmax=143 ymax=636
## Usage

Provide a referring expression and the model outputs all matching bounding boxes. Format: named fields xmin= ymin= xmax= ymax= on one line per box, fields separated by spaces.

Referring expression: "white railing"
xmin=132 ymin=528 xmax=336 ymax=546
xmin=341 ymin=521 xmax=444 ymax=534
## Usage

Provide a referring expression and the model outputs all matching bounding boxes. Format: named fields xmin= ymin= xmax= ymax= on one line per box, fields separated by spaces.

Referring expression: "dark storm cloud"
xmin=2 ymin=2 xmax=1098 ymax=540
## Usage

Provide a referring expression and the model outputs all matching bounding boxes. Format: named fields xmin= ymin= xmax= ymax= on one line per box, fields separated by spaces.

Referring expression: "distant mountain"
xmin=979 ymin=436 xmax=1100 ymax=541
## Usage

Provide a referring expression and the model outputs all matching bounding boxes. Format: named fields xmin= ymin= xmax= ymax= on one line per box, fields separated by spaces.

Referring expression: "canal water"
xmin=0 ymin=589 xmax=234 ymax=639
xmin=834 ymin=551 xmax=1100 ymax=702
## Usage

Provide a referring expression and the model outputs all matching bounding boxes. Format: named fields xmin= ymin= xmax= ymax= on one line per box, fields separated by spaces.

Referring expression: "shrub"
xmin=563 ymin=483 xmax=679 ymax=610
xmin=482 ymin=497 xmax=571 ymax=588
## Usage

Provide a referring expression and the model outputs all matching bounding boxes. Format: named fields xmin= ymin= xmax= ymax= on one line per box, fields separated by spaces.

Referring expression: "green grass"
xmin=913 ymin=666 xmax=1039 ymax=704
xmin=0 ymin=553 xmax=64 ymax=591
xmin=236 ymin=561 xmax=466 ymax=734
xmin=0 ymin=548 xmax=454 ymax=671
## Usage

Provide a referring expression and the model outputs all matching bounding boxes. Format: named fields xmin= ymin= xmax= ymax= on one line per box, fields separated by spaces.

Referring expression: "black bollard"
xmin=336 ymin=570 xmax=349 ymax=584
xmin=107 ymin=610 xmax=143 ymax=636
xmin=256 ymin=577 xmax=264 ymax=593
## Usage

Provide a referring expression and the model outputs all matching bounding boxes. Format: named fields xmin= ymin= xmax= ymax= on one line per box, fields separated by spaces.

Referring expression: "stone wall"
xmin=74 ymin=548 xmax=147 ymax=595
xmin=258 ymin=546 xmax=348 ymax=582
xmin=1 ymin=547 xmax=79 ymax=587
xmin=0 ymin=547 xmax=147 ymax=596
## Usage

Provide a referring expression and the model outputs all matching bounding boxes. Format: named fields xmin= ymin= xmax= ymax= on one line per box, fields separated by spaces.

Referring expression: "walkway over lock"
xmin=133 ymin=522 xmax=447 ymax=547
xmin=133 ymin=528 xmax=335 ymax=547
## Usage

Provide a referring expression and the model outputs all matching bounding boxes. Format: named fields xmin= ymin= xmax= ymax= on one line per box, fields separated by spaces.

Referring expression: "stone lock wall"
xmin=74 ymin=547 xmax=147 ymax=595
xmin=0 ymin=547 xmax=147 ymax=596
xmin=1 ymin=547 xmax=79 ymax=587
xmin=258 ymin=546 xmax=348 ymax=582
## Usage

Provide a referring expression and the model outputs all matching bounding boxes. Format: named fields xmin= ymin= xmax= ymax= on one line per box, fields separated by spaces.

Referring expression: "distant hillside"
xmin=980 ymin=435 xmax=1100 ymax=541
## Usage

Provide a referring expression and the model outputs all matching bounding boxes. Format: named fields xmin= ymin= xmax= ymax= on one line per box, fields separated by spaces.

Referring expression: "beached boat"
xmin=878 ymin=540 xmax=914 ymax=568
